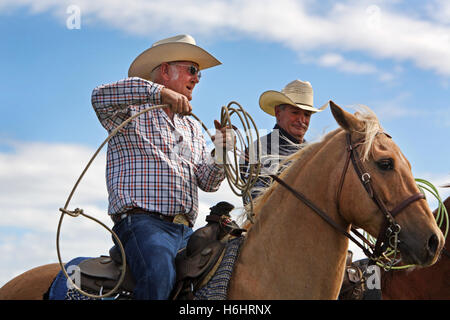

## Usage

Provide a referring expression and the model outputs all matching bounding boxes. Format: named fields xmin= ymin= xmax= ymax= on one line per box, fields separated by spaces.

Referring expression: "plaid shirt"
xmin=91 ymin=77 xmax=225 ymax=225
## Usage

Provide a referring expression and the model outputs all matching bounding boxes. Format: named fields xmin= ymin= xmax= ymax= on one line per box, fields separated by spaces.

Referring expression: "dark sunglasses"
xmin=171 ymin=62 xmax=201 ymax=79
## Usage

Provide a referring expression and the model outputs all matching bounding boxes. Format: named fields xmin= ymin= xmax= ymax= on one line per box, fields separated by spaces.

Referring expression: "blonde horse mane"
xmin=245 ymin=105 xmax=383 ymax=222
xmin=352 ymin=105 xmax=384 ymax=161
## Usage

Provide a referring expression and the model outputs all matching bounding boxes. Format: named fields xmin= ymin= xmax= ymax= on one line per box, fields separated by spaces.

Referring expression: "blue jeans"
xmin=112 ymin=214 xmax=193 ymax=300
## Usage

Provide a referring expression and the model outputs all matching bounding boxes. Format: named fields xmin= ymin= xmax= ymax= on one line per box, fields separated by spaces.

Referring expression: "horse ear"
xmin=330 ymin=100 xmax=364 ymax=134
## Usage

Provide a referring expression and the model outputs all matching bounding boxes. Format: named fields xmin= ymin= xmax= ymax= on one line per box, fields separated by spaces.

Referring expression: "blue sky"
xmin=1 ymin=0 xmax=449 ymax=287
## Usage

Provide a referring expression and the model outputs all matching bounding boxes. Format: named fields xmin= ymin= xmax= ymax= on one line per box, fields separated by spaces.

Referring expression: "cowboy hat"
xmin=128 ymin=34 xmax=221 ymax=80
xmin=259 ymin=80 xmax=327 ymax=116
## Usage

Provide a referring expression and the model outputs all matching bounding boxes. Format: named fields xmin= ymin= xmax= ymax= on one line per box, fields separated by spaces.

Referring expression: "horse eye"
xmin=377 ymin=158 xmax=394 ymax=171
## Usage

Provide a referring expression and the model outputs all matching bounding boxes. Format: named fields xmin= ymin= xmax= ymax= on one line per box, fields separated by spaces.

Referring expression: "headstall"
xmin=271 ymin=132 xmax=425 ymax=265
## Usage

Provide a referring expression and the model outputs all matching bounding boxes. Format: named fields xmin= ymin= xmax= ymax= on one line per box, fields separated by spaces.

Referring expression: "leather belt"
xmin=112 ymin=208 xmax=191 ymax=227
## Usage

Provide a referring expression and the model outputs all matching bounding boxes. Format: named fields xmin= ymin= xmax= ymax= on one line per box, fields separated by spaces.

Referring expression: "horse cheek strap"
xmin=346 ymin=133 xmax=425 ymax=263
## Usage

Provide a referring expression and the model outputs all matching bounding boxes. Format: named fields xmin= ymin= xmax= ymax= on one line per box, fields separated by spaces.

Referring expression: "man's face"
xmin=164 ymin=61 xmax=200 ymax=101
xmin=274 ymin=104 xmax=312 ymax=142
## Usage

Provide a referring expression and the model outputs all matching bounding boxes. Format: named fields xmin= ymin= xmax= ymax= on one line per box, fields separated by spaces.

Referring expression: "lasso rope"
xmin=57 ymin=103 xmax=260 ymax=299
xmin=362 ymin=178 xmax=449 ymax=270
xmin=191 ymin=101 xmax=261 ymax=202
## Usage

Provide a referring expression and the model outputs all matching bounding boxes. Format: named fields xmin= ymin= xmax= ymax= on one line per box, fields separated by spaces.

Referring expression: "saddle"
xmin=76 ymin=246 xmax=135 ymax=298
xmin=76 ymin=202 xmax=245 ymax=299
xmin=338 ymin=251 xmax=365 ymax=300
xmin=338 ymin=251 xmax=382 ymax=300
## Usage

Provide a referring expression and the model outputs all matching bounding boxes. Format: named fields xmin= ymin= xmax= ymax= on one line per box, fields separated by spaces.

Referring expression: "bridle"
xmin=270 ymin=132 xmax=425 ymax=263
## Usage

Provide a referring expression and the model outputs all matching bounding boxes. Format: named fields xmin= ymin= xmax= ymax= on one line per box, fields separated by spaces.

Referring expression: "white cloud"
xmin=0 ymin=140 xmax=108 ymax=231
xmin=317 ymin=53 xmax=377 ymax=74
xmin=312 ymin=52 xmax=397 ymax=82
xmin=0 ymin=140 xmax=111 ymax=286
xmin=1 ymin=0 xmax=450 ymax=77
xmin=366 ymin=92 xmax=418 ymax=121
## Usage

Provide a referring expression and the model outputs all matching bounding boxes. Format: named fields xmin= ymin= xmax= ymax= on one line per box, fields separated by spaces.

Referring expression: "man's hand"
xmin=212 ymin=120 xmax=236 ymax=160
xmin=161 ymin=87 xmax=192 ymax=115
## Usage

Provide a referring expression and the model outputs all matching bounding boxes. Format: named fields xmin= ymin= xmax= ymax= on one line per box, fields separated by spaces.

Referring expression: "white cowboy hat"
xmin=128 ymin=34 xmax=221 ymax=80
xmin=259 ymin=80 xmax=328 ymax=116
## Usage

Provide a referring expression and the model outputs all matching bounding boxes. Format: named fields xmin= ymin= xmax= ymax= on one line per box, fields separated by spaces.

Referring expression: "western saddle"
xmin=75 ymin=201 xmax=245 ymax=299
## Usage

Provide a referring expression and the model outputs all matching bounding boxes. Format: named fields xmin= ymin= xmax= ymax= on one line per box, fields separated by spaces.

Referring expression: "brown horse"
xmin=228 ymin=101 xmax=444 ymax=298
xmin=381 ymin=196 xmax=450 ymax=300
xmin=0 ymin=102 xmax=445 ymax=299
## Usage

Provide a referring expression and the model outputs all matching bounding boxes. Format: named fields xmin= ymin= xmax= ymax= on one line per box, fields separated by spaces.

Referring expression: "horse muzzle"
xmin=398 ymin=227 xmax=444 ymax=266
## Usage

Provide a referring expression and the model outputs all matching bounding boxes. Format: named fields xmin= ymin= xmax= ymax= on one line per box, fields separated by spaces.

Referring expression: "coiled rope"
xmin=57 ymin=102 xmax=260 ymax=299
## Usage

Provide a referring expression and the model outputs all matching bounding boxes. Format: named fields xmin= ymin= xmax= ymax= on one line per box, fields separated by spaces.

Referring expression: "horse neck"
xmin=229 ymin=131 xmax=350 ymax=299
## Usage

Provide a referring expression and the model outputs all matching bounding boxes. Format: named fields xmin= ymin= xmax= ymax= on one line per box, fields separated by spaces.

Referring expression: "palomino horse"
xmin=381 ymin=196 xmax=450 ymax=300
xmin=0 ymin=102 xmax=444 ymax=300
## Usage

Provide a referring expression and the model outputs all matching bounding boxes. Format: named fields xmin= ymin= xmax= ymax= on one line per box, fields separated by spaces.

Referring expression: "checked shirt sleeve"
xmin=91 ymin=77 xmax=164 ymax=132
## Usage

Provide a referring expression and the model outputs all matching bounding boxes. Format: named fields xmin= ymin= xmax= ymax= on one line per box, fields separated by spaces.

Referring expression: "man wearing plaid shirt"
xmin=91 ymin=35 xmax=227 ymax=299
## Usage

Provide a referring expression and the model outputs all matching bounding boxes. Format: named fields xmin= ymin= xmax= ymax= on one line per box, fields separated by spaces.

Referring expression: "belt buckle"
xmin=173 ymin=214 xmax=190 ymax=227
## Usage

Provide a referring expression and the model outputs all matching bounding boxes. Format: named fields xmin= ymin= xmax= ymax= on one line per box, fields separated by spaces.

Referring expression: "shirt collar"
xmin=273 ymin=124 xmax=302 ymax=144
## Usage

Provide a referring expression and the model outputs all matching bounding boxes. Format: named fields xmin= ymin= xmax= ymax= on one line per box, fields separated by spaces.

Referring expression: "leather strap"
xmin=344 ymin=133 xmax=424 ymax=257
xmin=269 ymin=132 xmax=425 ymax=261
xmin=270 ymin=174 xmax=375 ymax=258
xmin=113 ymin=208 xmax=192 ymax=227
xmin=390 ymin=193 xmax=425 ymax=217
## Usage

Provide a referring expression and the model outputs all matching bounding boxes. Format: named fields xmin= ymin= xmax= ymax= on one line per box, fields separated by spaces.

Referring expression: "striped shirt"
xmin=91 ymin=77 xmax=225 ymax=225
xmin=241 ymin=124 xmax=303 ymax=203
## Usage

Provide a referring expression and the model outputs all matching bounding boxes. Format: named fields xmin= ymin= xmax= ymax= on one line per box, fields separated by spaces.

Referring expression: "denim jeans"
xmin=112 ymin=213 xmax=193 ymax=300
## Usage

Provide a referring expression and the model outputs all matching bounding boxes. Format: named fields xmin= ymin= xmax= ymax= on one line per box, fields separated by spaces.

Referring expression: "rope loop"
xmin=59 ymin=207 xmax=83 ymax=217
xmin=191 ymin=101 xmax=261 ymax=222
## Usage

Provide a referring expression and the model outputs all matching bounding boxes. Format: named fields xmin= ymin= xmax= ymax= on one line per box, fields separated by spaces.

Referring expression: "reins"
xmin=271 ymin=132 xmax=425 ymax=265
xmin=57 ymin=102 xmax=260 ymax=299
xmin=269 ymin=174 xmax=375 ymax=258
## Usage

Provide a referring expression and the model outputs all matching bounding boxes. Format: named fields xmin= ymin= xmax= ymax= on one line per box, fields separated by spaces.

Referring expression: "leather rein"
xmin=270 ymin=132 xmax=425 ymax=262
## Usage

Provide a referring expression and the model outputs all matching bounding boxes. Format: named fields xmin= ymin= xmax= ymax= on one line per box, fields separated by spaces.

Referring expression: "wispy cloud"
xmin=367 ymin=92 xmax=417 ymax=121
xmin=0 ymin=139 xmax=111 ymax=285
xmin=1 ymin=0 xmax=450 ymax=78
xmin=366 ymin=92 xmax=450 ymax=127
xmin=317 ymin=53 xmax=377 ymax=74
xmin=0 ymin=140 xmax=107 ymax=231
xmin=426 ymin=0 xmax=450 ymax=25
xmin=309 ymin=52 xmax=396 ymax=82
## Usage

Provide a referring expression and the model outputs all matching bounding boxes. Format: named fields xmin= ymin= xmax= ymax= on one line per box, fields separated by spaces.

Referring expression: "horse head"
xmin=331 ymin=101 xmax=444 ymax=267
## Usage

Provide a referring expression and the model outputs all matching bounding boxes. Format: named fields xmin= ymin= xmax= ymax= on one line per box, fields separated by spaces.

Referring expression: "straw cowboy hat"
xmin=128 ymin=34 xmax=221 ymax=80
xmin=259 ymin=80 xmax=328 ymax=116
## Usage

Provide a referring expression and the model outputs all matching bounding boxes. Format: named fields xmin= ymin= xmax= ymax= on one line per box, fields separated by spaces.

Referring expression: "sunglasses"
xmin=170 ymin=62 xmax=202 ymax=79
